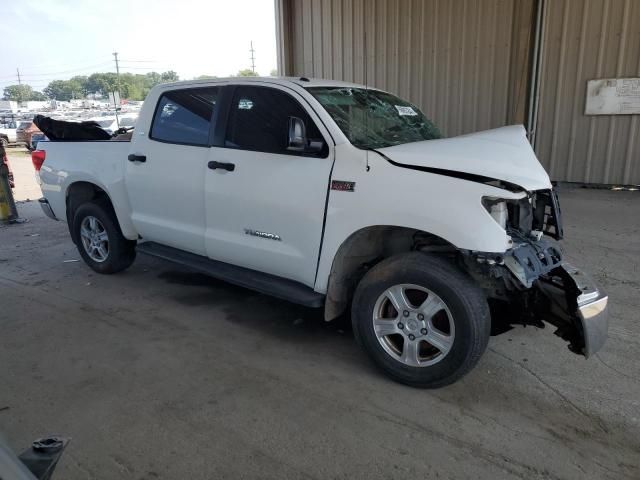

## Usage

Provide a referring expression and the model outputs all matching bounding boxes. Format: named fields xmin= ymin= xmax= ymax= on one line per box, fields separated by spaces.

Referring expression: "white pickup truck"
xmin=34 ymin=77 xmax=608 ymax=388
xmin=0 ymin=121 xmax=18 ymax=147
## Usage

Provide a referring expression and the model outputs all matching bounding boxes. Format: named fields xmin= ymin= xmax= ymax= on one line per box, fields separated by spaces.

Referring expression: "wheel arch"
xmin=322 ymin=225 xmax=458 ymax=321
xmin=65 ymin=181 xmax=129 ymax=244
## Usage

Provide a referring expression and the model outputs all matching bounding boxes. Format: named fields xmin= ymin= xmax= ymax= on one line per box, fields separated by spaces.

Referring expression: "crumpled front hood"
xmin=377 ymin=125 xmax=552 ymax=191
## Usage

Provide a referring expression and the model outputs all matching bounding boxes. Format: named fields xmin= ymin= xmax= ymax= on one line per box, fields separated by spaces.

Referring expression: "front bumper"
xmin=561 ymin=263 xmax=608 ymax=357
xmin=497 ymin=238 xmax=608 ymax=357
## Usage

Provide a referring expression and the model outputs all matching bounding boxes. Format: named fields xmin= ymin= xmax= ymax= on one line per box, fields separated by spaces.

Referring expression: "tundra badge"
xmin=244 ymin=229 xmax=282 ymax=241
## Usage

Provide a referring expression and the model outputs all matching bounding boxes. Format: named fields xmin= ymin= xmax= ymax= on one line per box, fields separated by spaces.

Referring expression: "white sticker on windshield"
xmin=395 ymin=105 xmax=418 ymax=116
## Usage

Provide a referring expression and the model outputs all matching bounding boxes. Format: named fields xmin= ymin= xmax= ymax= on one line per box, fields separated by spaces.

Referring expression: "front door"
xmin=126 ymin=86 xmax=219 ymax=255
xmin=205 ymin=84 xmax=334 ymax=287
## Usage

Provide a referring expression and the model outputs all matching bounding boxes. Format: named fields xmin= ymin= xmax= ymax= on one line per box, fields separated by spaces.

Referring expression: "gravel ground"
xmin=1 ymin=149 xmax=639 ymax=479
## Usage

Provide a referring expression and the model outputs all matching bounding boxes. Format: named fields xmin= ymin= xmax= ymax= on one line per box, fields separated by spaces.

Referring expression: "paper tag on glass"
xmin=395 ymin=105 xmax=418 ymax=116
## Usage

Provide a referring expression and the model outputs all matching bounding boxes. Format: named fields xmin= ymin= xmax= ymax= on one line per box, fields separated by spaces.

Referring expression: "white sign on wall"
xmin=585 ymin=78 xmax=640 ymax=115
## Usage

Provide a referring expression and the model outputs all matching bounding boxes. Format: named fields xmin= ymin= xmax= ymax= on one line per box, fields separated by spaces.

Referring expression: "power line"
xmin=0 ymin=61 xmax=115 ymax=81
xmin=18 ymin=61 xmax=114 ymax=78
xmin=0 ymin=69 xmax=174 ymax=87
xmin=7 ymin=56 xmax=112 ymax=70
xmin=0 ymin=61 xmax=111 ymax=78
xmin=118 ymin=65 xmax=173 ymax=71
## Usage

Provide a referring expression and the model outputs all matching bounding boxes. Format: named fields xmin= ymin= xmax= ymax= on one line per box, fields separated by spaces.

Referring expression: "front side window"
xmin=150 ymin=87 xmax=218 ymax=146
xmin=225 ymin=86 xmax=326 ymax=156
xmin=307 ymin=87 xmax=441 ymax=149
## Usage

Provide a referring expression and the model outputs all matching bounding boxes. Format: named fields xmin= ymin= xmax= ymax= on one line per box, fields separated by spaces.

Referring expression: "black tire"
xmin=73 ymin=200 xmax=136 ymax=274
xmin=0 ymin=137 xmax=8 ymax=147
xmin=351 ymin=252 xmax=490 ymax=388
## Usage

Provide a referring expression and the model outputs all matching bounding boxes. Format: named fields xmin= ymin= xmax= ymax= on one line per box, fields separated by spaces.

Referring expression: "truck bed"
xmin=37 ymin=140 xmax=132 ymax=224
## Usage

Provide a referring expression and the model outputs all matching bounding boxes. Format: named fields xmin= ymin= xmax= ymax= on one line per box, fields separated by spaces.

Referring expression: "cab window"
xmin=224 ymin=86 xmax=327 ymax=157
xmin=150 ymin=87 xmax=218 ymax=146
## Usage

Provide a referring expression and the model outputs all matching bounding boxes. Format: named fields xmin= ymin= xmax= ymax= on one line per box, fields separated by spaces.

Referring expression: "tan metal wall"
xmin=277 ymin=0 xmax=535 ymax=138
xmin=535 ymin=0 xmax=640 ymax=184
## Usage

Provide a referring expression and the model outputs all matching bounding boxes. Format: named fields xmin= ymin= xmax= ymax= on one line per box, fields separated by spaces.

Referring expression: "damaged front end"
xmin=467 ymin=188 xmax=608 ymax=357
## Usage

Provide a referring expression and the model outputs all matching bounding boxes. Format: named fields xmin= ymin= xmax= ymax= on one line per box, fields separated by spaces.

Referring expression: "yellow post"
xmin=0 ymin=164 xmax=12 ymax=222
xmin=0 ymin=145 xmax=18 ymax=223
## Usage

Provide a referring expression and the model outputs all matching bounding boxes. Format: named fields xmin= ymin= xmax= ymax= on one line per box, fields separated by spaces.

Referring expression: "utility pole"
xmin=112 ymin=52 xmax=121 ymax=127
xmin=250 ymin=41 xmax=256 ymax=74
xmin=16 ymin=68 xmax=22 ymax=107
xmin=112 ymin=51 xmax=122 ymax=97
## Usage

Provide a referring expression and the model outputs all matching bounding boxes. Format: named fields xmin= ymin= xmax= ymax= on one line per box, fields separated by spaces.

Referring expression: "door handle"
xmin=208 ymin=161 xmax=235 ymax=172
xmin=128 ymin=154 xmax=146 ymax=163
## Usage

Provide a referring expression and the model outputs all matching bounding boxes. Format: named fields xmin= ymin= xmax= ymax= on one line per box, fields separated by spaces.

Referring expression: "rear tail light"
xmin=32 ymin=149 xmax=46 ymax=171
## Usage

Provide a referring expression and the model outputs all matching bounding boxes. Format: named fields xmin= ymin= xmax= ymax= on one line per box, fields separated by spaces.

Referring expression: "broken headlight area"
xmin=483 ymin=188 xmax=564 ymax=240
xmin=532 ymin=188 xmax=563 ymax=240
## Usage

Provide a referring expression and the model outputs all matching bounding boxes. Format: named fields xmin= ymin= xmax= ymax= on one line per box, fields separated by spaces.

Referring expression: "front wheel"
xmin=73 ymin=201 xmax=136 ymax=274
xmin=351 ymin=252 xmax=491 ymax=388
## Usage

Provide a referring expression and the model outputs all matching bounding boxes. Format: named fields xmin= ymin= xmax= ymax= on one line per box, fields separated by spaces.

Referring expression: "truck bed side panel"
xmin=38 ymin=141 xmax=138 ymax=239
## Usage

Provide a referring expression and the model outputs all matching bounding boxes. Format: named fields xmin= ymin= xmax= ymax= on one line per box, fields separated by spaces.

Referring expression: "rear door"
xmin=204 ymin=84 xmax=334 ymax=286
xmin=125 ymin=86 xmax=219 ymax=255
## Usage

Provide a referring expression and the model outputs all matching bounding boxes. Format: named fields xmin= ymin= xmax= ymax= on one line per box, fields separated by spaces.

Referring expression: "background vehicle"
xmin=16 ymin=121 xmax=41 ymax=149
xmin=30 ymin=132 xmax=48 ymax=151
xmin=118 ymin=115 xmax=138 ymax=129
xmin=33 ymin=77 xmax=608 ymax=388
xmin=0 ymin=121 xmax=18 ymax=146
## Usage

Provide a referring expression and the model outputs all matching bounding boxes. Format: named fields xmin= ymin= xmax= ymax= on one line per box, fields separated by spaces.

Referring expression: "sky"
xmin=0 ymin=0 xmax=278 ymax=93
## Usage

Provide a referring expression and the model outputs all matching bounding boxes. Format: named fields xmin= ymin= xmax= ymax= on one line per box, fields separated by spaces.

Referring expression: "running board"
xmin=137 ymin=242 xmax=325 ymax=308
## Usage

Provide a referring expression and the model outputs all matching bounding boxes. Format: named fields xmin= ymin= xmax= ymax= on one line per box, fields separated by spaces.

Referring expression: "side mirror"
xmin=287 ymin=116 xmax=306 ymax=151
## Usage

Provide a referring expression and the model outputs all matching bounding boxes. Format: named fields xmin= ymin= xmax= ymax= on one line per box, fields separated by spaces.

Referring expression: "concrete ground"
xmin=1 ymin=148 xmax=639 ymax=479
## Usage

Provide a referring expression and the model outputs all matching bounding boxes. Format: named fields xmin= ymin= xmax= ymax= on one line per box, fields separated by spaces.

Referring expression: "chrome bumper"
xmin=39 ymin=197 xmax=57 ymax=220
xmin=562 ymin=263 xmax=608 ymax=357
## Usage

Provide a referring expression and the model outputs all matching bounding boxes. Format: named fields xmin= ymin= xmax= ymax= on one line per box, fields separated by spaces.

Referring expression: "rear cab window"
xmin=150 ymin=87 xmax=218 ymax=146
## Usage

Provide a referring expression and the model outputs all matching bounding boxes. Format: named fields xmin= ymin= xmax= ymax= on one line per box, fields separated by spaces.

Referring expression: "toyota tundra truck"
xmin=33 ymin=77 xmax=608 ymax=388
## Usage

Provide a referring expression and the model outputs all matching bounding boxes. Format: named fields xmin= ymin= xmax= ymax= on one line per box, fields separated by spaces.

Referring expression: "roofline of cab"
xmin=155 ymin=76 xmax=380 ymax=92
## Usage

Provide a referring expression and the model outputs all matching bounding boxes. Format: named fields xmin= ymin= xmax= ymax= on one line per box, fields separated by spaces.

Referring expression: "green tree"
xmin=160 ymin=70 xmax=179 ymax=82
xmin=236 ymin=69 xmax=258 ymax=77
xmin=145 ymin=72 xmax=162 ymax=85
xmin=86 ymin=72 xmax=118 ymax=97
xmin=30 ymin=91 xmax=48 ymax=101
xmin=2 ymin=84 xmax=49 ymax=101
xmin=3 ymin=84 xmax=33 ymax=101
xmin=194 ymin=74 xmax=218 ymax=80
xmin=69 ymin=75 xmax=89 ymax=96
xmin=43 ymin=78 xmax=87 ymax=101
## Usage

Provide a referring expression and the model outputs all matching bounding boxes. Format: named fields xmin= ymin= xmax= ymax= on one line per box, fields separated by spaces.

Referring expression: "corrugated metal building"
xmin=275 ymin=0 xmax=640 ymax=185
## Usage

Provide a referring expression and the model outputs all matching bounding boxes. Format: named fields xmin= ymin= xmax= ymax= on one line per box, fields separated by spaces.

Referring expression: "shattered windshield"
xmin=307 ymin=87 xmax=441 ymax=149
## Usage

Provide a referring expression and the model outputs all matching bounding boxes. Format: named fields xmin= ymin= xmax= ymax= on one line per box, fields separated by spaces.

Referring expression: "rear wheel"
xmin=0 ymin=137 xmax=8 ymax=147
xmin=352 ymin=252 xmax=491 ymax=388
xmin=73 ymin=201 xmax=136 ymax=274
